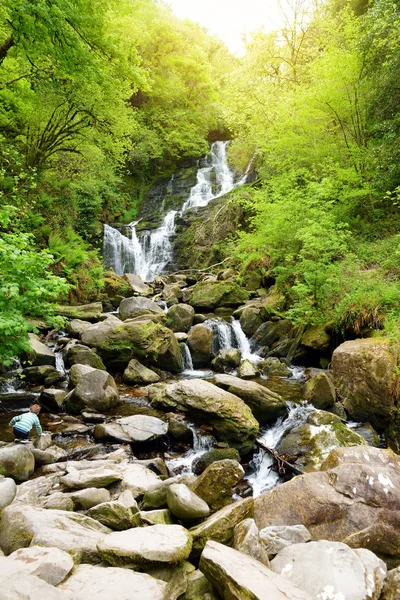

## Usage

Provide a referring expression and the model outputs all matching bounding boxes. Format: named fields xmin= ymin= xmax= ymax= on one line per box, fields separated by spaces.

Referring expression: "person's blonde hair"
xmin=30 ymin=404 xmax=41 ymax=414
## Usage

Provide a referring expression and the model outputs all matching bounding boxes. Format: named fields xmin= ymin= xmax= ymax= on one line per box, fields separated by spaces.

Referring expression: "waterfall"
xmin=248 ymin=402 xmax=316 ymax=497
xmin=166 ymin=424 xmax=215 ymax=475
xmin=180 ymin=343 xmax=194 ymax=371
xmin=203 ymin=317 xmax=262 ymax=363
xmin=103 ymin=140 xmax=246 ymax=280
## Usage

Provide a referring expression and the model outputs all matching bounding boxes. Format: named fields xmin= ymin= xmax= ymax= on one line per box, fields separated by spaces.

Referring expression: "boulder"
xmin=68 ymin=363 xmax=96 ymax=387
xmin=237 ymin=359 xmax=260 ymax=379
xmin=21 ymin=365 xmax=58 ymax=384
xmin=31 ymin=445 xmax=68 ymax=466
xmin=213 ymin=374 xmax=285 ymax=424
xmin=0 ymin=476 xmax=17 ymax=510
xmin=166 ymin=304 xmax=195 ymax=333
xmin=42 ymin=494 xmax=74 ymax=511
xmin=124 ymin=273 xmax=152 ymax=296
xmin=187 ymin=324 xmax=213 ymax=368
xmin=147 ymin=562 xmax=195 ymax=600
xmin=276 ymin=410 xmax=366 ymax=471
xmin=259 ymin=525 xmax=311 ymax=557
xmin=81 ymin=317 xmax=183 ymax=372
xmin=239 ymin=305 xmax=264 ymax=337
xmin=381 ymin=567 xmax=400 ymax=600
xmin=192 ymin=448 xmax=240 ymax=475
xmin=254 ymin=445 xmax=400 ymax=560
xmin=113 ymin=462 xmax=162 ymax=497
xmin=199 ymin=541 xmax=313 ymax=600
xmin=188 ymin=281 xmax=249 ymax=310
xmin=233 ymin=518 xmax=270 ymax=567
xmin=7 ymin=546 xmax=74 ymax=585
xmin=65 ymin=369 xmax=119 ymax=413
xmin=0 ymin=503 xmax=110 ymax=562
xmin=55 ymin=302 xmax=103 ymax=321
xmin=66 ymin=319 xmax=92 ymax=337
xmin=136 ymin=509 xmax=175 ymax=526
xmin=189 ymin=497 xmax=253 ymax=557
xmin=259 ymin=357 xmax=291 ymax=377
xmin=212 ymin=348 xmax=242 ymax=372
xmin=122 ymin=359 xmax=160 ymax=384
xmin=64 ymin=343 xmax=106 ymax=370
xmin=303 ymin=371 xmax=336 ymax=409
xmin=86 ymin=490 xmax=139 ymax=530
xmin=141 ymin=475 xmax=197 ymax=510
xmin=66 ymin=487 xmax=111 ymax=510
xmin=39 ymin=388 xmax=67 ymax=412
xmin=162 ymin=283 xmax=183 ymax=305
xmin=252 ymin=320 xmax=292 ymax=349
xmin=60 ymin=466 xmax=122 ymax=490
xmin=60 ymin=563 xmax=167 ymax=600
xmin=270 ymin=541 xmax=386 ymax=600
xmin=168 ymin=418 xmax=194 ymax=444
xmin=332 ymin=338 xmax=397 ymax=430
xmin=181 ymin=569 xmax=219 ymax=600
xmin=149 ymin=379 xmax=259 ymax=451
xmin=191 ymin=459 xmax=244 ymax=512
xmin=166 ymin=484 xmax=210 ymax=521
xmin=24 ymin=334 xmax=55 ymax=367
xmin=119 ymin=296 xmax=164 ymax=321
xmin=93 ymin=422 xmax=133 ymax=443
xmin=0 ymin=444 xmax=35 ymax=482
xmin=15 ymin=473 xmax=60 ymax=505
xmin=114 ymin=415 xmax=168 ymax=443
xmin=97 ymin=524 xmax=193 ymax=567
xmin=0 ymin=556 xmax=67 ymax=599
xmin=301 ymin=325 xmax=331 ymax=351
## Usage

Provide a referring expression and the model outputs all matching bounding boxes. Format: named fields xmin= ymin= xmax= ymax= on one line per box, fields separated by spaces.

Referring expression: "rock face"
xmin=332 ymin=338 xmax=397 ymax=430
xmin=149 ymin=379 xmax=259 ymax=450
xmin=254 ymin=446 xmax=400 ymax=560
xmin=270 ymin=541 xmax=387 ymax=600
xmin=97 ymin=524 xmax=193 ymax=567
xmin=0 ymin=444 xmax=35 ymax=482
xmin=166 ymin=304 xmax=195 ymax=333
xmin=81 ymin=317 xmax=183 ymax=372
xmin=187 ymin=324 xmax=213 ymax=368
xmin=213 ymin=374 xmax=286 ymax=424
xmin=65 ymin=369 xmax=120 ymax=413
xmin=199 ymin=541 xmax=313 ymax=600
xmin=61 ymin=563 xmax=167 ymax=600
xmin=191 ymin=459 xmax=244 ymax=512
xmin=119 ymin=296 xmax=165 ymax=321
xmin=188 ymin=281 xmax=249 ymax=310
xmin=122 ymin=359 xmax=160 ymax=384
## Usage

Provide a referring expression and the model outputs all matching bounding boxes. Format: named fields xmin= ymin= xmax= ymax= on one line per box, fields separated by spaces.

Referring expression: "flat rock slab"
xmin=0 ymin=556 xmax=68 ymax=600
xmin=7 ymin=546 xmax=74 ymax=585
xmin=270 ymin=541 xmax=387 ymax=600
xmin=200 ymin=541 xmax=313 ymax=600
xmin=60 ymin=466 xmax=122 ymax=489
xmin=97 ymin=524 xmax=193 ymax=567
xmin=60 ymin=563 xmax=166 ymax=600
xmin=116 ymin=415 xmax=168 ymax=443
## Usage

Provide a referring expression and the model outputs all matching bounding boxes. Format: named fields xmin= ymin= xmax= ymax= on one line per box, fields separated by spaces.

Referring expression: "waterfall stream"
xmin=103 ymin=141 xmax=247 ymax=279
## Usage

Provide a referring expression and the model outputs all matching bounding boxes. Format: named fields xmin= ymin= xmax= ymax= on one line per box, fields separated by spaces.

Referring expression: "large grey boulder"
xmin=303 ymin=371 xmax=336 ymax=409
xmin=187 ymin=324 xmax=213 ymax=368
xmin=332 ymin=338 xmax=397 ymax=430
xmin=81 ymin=317 xmax=183 ymax=372
xmin=237 ymin=359 xmax=260 ymax=379
xmin=147 ymin=562 xmax=195 ymax=600
xmin=191 ymin=459 xmax=244 ymax=512
xmin=123 ymin=359 xmax=160 ymax=384
xmin=0 ymin=503 xmax=110 ymax=562
xmin=213 ymin=373 xmax=286 ymax=423
xmin=119 ymin=296 xmax=164 ymax=321
xmin=97 ymin=524 xmax=193 ymax=567
xmin=166 ymin=304 xmax=195 ymax=333
xmin=166 ymin=484 xmax=210 ymax=521
xmin=68 ymin=363 xmax=96 ymax=387
xmin=259 ymin=525 xmax=311 ymax=558
xmin=24 ymin=334 xmax=55 ymax=366
xmin=149 ymin=379 xmax=259 ymax=451
xmin=254 ymin=445 xmax=400 ymax=560
xmin=67 ymin=319 xmax=92 ymax=337
xmin=0 ymin=476 xmax=17 ymax=510
xmin=113 ymin=462 xmax=162 ymax=497
xmin=31 ymin=445 xmax=68 ymax=466
xmin=7 ymin=546 xmax=74 ymax=585
xmin=86 ymin=490 xmax=139 ymax=530
xmin=64 ymin=343 xmax=106 ymax=370
xmin=38 ymin=389 xmax=67 ymax=412
xmin=60 ymin=563 xmax=167 ymax=600
xmin=95 ymin=416 xmax=167 ymax=444
xmin=270 ymin=541 xmax=387 ymax=600
xmin=0 ymin=556 xmax=68 ymax=600
xmin=199 ymin=541 xmax=313 ymax=600
xmin=65 ymin=369 xmax=119 ymax=413
xmin=0 ymin=444 xmax=35 ymax=482
xmin=60 ymin=466 xmax=122 ymax=490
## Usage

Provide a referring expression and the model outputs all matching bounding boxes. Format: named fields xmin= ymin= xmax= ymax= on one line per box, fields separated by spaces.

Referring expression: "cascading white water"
xmin=202 ymin=317 xmax=262 ymax=363
xmin=166 ymin=424 xmax=215 ymax=475
xmin=180 ymin=343 xmax=194 ymax=371
xmin=248 ymin=402 xmax=316 ymax=497
xmin=103 ymin=141 xmax=248 ymax=280
xmin=231 ymin=318 xmax=263 ymax=363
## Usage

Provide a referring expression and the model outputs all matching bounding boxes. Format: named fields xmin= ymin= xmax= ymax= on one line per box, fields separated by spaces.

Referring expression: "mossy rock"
xmin=192 ymin=448 xmax=240 ymax=475
xmin=301 ymin=325 xmax=331 ymax=351
xmin=188 ymin=281 xmax=249 ymax=310
xmin=103 ymin=270 xmax=132 ymax=307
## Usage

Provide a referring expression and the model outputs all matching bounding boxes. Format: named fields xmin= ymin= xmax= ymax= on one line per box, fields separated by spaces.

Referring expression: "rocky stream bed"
xmin=1 ymin=274 xmax=400 ymax=599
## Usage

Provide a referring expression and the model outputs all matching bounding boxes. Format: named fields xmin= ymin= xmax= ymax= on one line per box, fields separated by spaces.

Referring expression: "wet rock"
xmin=55 ymin=302 xmax=103 ymax=321
xmin=303 ymin=371 xmax=336 ymax=409
xmin=200 ymin=541 xmax=312 ymax=600
xmin=8 ymin=546 xmax=74 ymax=585
xmin=213 ymin=374 xmax=285 ymax=424
xmin=86 ymin=490 xmax=139 ymax=530
xmin=192 ymin=448 xmax=240 ymax=475
xmin=97 ymin=524 xmax=193 ymax=567
xmin=60 ymin=423 xmax=91 ymax=435
xmin=0 ymin=444 xmax=35 ymax=482
xmin=119 ymin=296 xmax=165 ymax=321
xmin=123 ymin=359 xmax=160 ymax=384
xmin=270 ymin=541 xmax=386 ymax=600
xmin=65 ymin=369 xmax=119 ymax=413
xmin=66 ymin=487 xmax=111 ymax=510
xmin=252 ymin=320 xmax=292 ymax=349
xmin=168 ymin=417 xmax=194 ymax=444
xmin=239 ymin=305 xmax=264 ymax=337
xmin=187 ymin=324 xmax=213 ymax=368
xmin=162 ymin=283 xmax=183 ymax=305
xmin=191 ymin=459 xmax=244 ymax=512
xmin=175 ymin=332 xmax=188 ymax=342
xmin=22 ymin=365 xmax=58 ymax=384
xmin=233 ymin=518 xmax=270 ymax=567
xmin=166 ymin=304 xmax=195 ymax=333
xmin=66 ymin=319 xmax=92 ymax=337
xmin=188 ymin=281 xmax=249 ymax=310
xmin=332 ymin=338 xmax=397 ymax=431
xmin=189 ymin=497 xmax=253 ymax=557
xmin=0 ymin=503 xmax=110 ymax=562
xmin=60 ymin=563 xmax=167 ymax=600
xmin=136 ymin=457 xmax=169 ymax=479
xmin=23 ymin=334 xmax=56 ymax=367
xmin=0 ymin=556 xmax=67 ymax=599
xmin=259 ymin=357 xmax=291 ymax=377
xmin=64 ymin=343 xmax=106 ymax=370
xmin=193 ymin=314 xmax=206 ymax=324
xmin=259 ymin=524 xmax=311 ymax=557
xmin=60 ymin=466 xmax=122 ymax=490
xmin=167 ymin=483 xmax=210 ymax=521
xmin=39 ymin=388 xmax=67 ymax=412
xmin=212 ymin=348 xmax=242 ymax=372
xmin=0 ymin=476 xmax=17 ymax=510
xmin=254 ymin=446 xmax=400 ymax=560
xmin=149 ymin=379 xmax=259 ymax=451
xmin=32 ymin=432 xmax=53 ymax=450
xmin=81 ymin=411 xmax=106 ymax=423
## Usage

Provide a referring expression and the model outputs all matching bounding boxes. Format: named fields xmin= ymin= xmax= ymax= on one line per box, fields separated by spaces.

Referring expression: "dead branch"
xmin=255 ymin=439 xmax=305 ymax=476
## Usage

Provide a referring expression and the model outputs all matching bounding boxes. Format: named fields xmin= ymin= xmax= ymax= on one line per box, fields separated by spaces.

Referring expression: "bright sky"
xmin=166 ymin=0 xmax=283 ymax=55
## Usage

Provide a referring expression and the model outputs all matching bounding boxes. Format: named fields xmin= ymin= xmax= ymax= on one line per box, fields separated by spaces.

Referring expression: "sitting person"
xmin=9 ymin=404 xmax=42 ymax=441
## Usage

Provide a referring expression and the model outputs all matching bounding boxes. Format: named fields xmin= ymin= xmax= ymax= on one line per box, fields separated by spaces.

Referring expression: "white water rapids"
xmin=103 ymin=141 xmax=247 ymax=279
